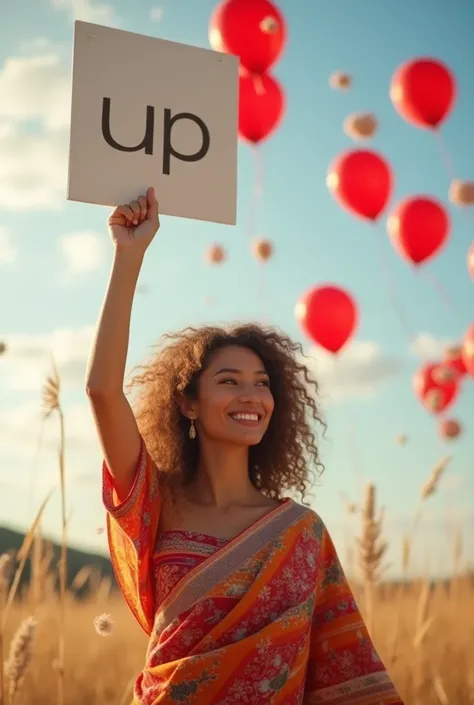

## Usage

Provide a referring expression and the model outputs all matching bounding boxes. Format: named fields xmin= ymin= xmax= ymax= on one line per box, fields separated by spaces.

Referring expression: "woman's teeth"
xmin=230 ymin=413 xmax=259 ymax=422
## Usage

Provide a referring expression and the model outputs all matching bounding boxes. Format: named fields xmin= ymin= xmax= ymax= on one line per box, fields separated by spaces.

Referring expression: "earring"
xmin=188 ymin=418 xmax=196 ymax=440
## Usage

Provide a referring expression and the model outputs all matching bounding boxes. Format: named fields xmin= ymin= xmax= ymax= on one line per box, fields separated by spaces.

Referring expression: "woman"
xmin=86 ymin=188 xmax=403 ymax=704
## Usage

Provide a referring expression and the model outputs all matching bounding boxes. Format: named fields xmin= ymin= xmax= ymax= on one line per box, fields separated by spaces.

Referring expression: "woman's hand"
xmin=107 ymin=187 xmax=160 ymax=255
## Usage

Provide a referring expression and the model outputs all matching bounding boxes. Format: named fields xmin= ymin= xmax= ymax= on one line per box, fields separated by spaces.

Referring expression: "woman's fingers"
xmin=146 ymin=187 xmax=159 ymax=226
xmin=110 ymin=191 xmax=158 ymax=228
xmin=111 ymin=205 xmax=135 ymax=223
xmin=129 ymin=201 xmax=141 ymax=224
xmin=137 ymin=195 xmax=147 ymax=222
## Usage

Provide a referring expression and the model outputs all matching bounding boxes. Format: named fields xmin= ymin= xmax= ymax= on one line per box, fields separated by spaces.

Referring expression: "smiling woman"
xmin=127 ymin=329 xmax=322 ymax=507
xmin=85 ymin=189 xmax=404 ymax=704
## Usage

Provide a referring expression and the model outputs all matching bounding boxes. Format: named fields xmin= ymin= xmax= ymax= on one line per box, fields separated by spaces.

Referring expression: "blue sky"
xmin=0 ymin=0 xmax=473 ymax=577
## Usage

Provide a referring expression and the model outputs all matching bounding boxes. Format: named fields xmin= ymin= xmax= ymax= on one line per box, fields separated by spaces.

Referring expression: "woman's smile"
xmin=227 ymin=411 xmax=264 ymax=426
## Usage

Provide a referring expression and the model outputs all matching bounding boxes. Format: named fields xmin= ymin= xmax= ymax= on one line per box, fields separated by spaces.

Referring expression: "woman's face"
xmin=192 ymin=345 xmax=274 ymax=446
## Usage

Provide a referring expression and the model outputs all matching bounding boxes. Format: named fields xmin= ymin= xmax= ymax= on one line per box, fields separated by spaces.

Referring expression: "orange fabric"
xmin=103 ymin=439 xmax=160 ymax=634
xmin=104 ymin=444 xmax=404 ymax=704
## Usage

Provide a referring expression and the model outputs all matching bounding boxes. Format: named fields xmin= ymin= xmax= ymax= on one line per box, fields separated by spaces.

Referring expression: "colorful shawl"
xmin=104 ymin=442 xmax=404 ymax=705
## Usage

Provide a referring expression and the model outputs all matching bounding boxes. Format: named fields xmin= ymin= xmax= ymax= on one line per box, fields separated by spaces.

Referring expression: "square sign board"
xmin=68 ymin=21 xmax=239 ymax=225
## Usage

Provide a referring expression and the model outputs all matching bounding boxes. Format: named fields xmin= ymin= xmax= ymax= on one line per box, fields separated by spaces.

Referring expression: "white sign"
xmin=68 ymin=21 xmax=239 ymax=225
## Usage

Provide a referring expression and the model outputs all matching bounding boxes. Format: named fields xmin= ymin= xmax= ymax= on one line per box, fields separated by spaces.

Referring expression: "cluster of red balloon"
xmin=413 ymin=324 xmax=474 ymax=436
xmin=391 ymin=59 xmax=474 ymax=278
xmin=208 ymin=0 xmax=285 ymax=273
xmin=296 ymin=57 xmax=473 ymax=436
xmin=325 ymin=58 xmax=469 ymax=271
xmin=209 ymin=0 xmax=286 ymax=146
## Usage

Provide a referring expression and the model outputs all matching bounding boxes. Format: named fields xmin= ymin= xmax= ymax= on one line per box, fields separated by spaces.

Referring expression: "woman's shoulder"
xmin=288 ymin=500 xmax=329 ymax=537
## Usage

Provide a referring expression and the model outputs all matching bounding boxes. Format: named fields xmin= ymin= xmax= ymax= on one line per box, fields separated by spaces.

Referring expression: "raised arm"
xmin=85 ymin=187 xmax=160 ymax=501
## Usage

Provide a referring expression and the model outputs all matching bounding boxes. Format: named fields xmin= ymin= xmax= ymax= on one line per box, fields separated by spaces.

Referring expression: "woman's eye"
xmin=219 ymin=378 xmax=270 ymax=387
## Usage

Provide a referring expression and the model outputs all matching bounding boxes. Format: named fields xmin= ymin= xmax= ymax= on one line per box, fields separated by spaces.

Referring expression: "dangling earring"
xmin=188 ymin=418 xmax=196 ymax=440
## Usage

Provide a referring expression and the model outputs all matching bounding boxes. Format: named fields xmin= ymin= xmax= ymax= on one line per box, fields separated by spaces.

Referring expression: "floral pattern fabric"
xmin=103 ymin=441 xmax=404 ymax=705
xmin=154 ymin=530 xmax=228 ymax=603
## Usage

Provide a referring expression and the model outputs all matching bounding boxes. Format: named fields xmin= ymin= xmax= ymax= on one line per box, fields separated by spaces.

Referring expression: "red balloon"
xmin=387 ymin=196 xmax=449 ymax=266
xmin=295 ymin=285 xmax=358 ymax=354
xmin=439 ymin=418 xmax=462 ymax=440
xmin=327 ymin=150 xmax=393 ymax=221
xmin=390 ymin=58 xmax=456 ymax=130
xmin=209 ymin=0 xmax=286 ymax=74
xmin=239 ymin=71 xmax=285 ymax=144
xmin=462 ymin=323 xmax=474 ymax=377
xmin=442 ymin=345 xmax=467 ymax=381
xmin=413 ymin=362 xmax=459 ymax=414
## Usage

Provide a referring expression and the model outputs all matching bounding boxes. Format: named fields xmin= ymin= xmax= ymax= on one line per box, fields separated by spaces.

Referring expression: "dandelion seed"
xmin=93 ymin=613 xmax=114 ymax=637
xmin=4 ymin=616 xmax=37 ymax=701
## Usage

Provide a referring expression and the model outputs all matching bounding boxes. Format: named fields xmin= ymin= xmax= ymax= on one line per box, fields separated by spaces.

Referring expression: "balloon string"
xmin=246 ymin=145 xmax=264 ymax=239
xmin=258 ymin=261 xmax=269 ymax=323
xmin=433 ymin=130 xmax=457 ymax=181
xmin=373 ymin=224 xmax=416 ymax=344
xmin=415 ymin=267 xmax=452 ymax=310
xmin=433 ymin=130 xmax=474 ymax=232
xmin=246 ymin=145 xmax=268 ymax=321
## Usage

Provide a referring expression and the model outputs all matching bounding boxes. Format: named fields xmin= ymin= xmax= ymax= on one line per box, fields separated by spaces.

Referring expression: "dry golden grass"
xmin=0 ymin=572 xmax=472 ymax=704
xmin=0 ymin=359 xmax=473 ymax=704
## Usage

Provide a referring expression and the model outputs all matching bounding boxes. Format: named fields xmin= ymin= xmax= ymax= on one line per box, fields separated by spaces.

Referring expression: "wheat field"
xmin=0 ymin=367 xmax=473 ymax=705
xmin=1 ymin=557 xmax=474 ymax=705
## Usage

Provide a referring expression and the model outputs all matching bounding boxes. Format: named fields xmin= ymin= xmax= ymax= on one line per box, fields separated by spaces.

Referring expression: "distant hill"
xmin=0 ymin=525 xmax=115 ymax=591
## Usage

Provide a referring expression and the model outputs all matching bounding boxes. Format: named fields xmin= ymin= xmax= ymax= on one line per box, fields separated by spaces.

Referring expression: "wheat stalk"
xmin=4 ymin=617 xmax=37 ymax=705
xmin=452 ymin=527 xmax=463 ymax=576
xmin=419 ymin=456 xmax=451 ymax=503
xmin=0 ymin=491 xmax=52 ymax=704
xmin=0 ymin=553 xmax=14 ymax=705
xmin=71 ymin=566 xmax=94 ymax=593
xmin=432 ymin=668 xmax=450 ymax=705
xmin=356 ymin=484 xmax=388 ymax=635
xmin=42 ymin=356 xmax=67 ymax=705
xmin=1 ymin=492 xmax=53 ymax=633
xmin=403 ymin=456 xmax=452 ymax=582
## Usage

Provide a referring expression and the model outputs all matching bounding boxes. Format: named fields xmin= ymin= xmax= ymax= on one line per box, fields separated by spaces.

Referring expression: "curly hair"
xmin=127 ymin=323 xmax=325 ymax=503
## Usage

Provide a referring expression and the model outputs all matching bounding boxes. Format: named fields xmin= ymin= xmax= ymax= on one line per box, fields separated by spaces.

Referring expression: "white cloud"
xmin=0 ymin=45 xmax=72 ymax=211
xmin=303 ymin=341 xmax=403 ymax=405
xmin=0 ymin=400 xmax=98 ymax=455
xmin=51 ymin=0 xmax=120 ymax=25
xmin=0 ymin=123 xmax=11 ymax=140
xmin=410 ymin=332 xmax=454 ymax=359
xmin=0 ymin=327 xmax=94 ymax=392
xmin=0 ymin=52 xmax=71 ymax=130
xmin=59 ymin=231 xmax=105 ymax=278
xmin=0 ymin=227 xmax=17 ymax=265
xmin=19 ymin=37 xmax=59 ymax=55
xmin=150 ymin=6 xmax=164 ymax=21
xmin=0 ymin=122 xmax=68 ymax=211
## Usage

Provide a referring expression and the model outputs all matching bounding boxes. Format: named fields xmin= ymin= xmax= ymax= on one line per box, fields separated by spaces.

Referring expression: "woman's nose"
xmin=237 ymin=385 xmax=259 ymax=402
